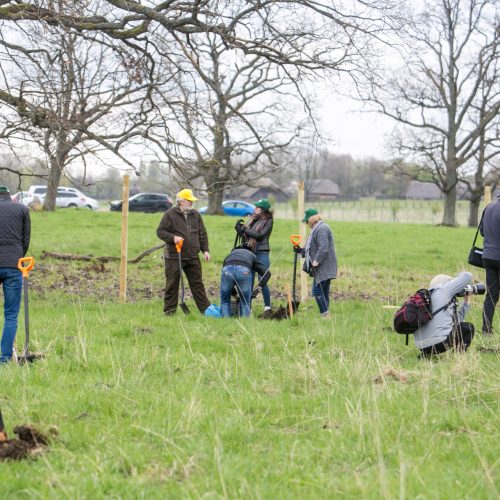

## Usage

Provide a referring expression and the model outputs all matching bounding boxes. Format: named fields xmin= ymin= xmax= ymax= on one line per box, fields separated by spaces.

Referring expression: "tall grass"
xmin=0 ymin=210 xmax=497 ymax=498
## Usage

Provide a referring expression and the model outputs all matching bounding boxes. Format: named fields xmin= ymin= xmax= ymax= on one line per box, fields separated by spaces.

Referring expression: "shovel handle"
xmin=18 ymin=257 xmax=35 ymax=278
xmin=290 ymin=234 xmax=301 ymax=247
xmin=175 ymin=238 xmax=184 ymax=253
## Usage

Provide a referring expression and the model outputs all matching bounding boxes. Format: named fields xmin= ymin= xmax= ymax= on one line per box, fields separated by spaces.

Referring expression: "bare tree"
xmin=0 ymin=18 xmax=153 ymax=209
xmin=0 ymin=0 xmax=400 ymax=210
xmin=461 ymin=80 xmax=500 ymax=225
xmin=357 ymin=0 xmax=499 ymax=226
xmin=146 ymin=30 xmax=310 ymax=213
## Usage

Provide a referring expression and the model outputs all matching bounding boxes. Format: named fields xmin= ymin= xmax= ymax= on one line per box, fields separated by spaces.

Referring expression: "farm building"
xmin=305 ymin=179 xmax=340 ymax=201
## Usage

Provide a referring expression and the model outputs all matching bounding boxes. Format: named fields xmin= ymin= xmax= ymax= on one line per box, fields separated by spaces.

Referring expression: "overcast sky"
xmin=319 ymin=94 xmax=395 ymax=160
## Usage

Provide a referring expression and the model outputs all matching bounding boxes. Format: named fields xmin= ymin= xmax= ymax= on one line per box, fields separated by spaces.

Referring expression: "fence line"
xmin=274 ymin=199 xmax=471 ymax=226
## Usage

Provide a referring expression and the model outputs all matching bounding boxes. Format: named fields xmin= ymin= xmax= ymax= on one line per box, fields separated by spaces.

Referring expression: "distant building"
xmin=228 ymin=177 xmax=290 ymax=202
xmin=406 ymin=181 xmax=442 ymax=200
xmin=406 ymin=180 xmax=472 ymax=200
xmin=306 ymin=179 xmax=340 ymax=201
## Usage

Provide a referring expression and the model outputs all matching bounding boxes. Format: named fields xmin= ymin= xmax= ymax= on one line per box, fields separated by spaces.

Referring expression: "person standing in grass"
xmin=236 ymin=198 xmax=273 ymax=311
xmin=294 ymin=208 xmax=337 ymax=318
xmin=480 ymin=193 xmax=500 ymax=335
xmin=0 ymin=185 xmax=31 ymax=363
xmin=156 ymin=188 xmax=211 ymax=315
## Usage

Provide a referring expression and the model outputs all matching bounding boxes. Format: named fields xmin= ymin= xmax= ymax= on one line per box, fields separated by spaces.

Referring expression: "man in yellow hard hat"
xmin=156 ymin=188 xmax=211 ymax=315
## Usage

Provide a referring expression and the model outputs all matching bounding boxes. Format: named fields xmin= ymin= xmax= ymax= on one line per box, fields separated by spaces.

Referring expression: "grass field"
xmin=0 ymin=210 xmax=498 ymax=498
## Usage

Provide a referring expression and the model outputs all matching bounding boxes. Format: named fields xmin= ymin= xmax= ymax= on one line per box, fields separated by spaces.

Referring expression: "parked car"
xmin=25 ymin=185 xmax=99 ymax=210
xmin=199 ymin=200 xmax=255 ymax=217
xmin=11 ymin=191 xmax=30 ymax=204
xmin=109 ymin=193 xmax=173 ymax=213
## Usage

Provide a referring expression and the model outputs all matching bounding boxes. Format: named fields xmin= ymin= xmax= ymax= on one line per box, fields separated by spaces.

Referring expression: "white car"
xmin=26 ymin=185 xmax=99 ymax=210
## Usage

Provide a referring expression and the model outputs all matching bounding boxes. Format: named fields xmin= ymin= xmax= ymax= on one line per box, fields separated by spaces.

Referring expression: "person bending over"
xmin=220 ymin=247 xmax=271 ymax=318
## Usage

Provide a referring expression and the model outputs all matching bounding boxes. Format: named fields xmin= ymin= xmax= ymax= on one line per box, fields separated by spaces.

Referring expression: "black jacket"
xmin=0 ymin=195 xmax=31 ymax=268
xmin=242 ymin=217 xmax=273 ymax=252
xmin=480 ymin=201 xmax=500 ymax=261
xmin=223 ymin=248 xmax=271 ymax=287
xmin=157 ymin=207 xmax=209 ymax=260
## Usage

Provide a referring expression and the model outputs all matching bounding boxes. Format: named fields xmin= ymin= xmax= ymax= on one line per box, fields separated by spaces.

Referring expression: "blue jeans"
xmin=220 ymin=265 xmax=252 ymax=317
xmin=253 ymin=252 xmax=271 ymax=308
xmin=312 ymin=279 xmax=331 ymax=314
xmin=0 ymin=268 xmax=22 ymax=363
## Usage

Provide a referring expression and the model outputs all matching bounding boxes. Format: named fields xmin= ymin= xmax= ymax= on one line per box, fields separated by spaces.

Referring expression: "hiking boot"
xmin=320 ymin=311 xmax=330 ymax=319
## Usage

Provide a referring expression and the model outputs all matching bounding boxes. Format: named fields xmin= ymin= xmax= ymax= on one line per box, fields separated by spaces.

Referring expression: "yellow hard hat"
xmin=176 ymin=188 xmax=197 ymax=202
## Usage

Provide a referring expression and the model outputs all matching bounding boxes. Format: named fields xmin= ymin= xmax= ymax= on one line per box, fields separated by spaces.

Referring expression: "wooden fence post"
xmin=298 ymin=181 xmax=308 ymax=303
xmin=484 ymin=185 xmax=492 ymax=206
xmin=119 ymin=175 xmax=130 ymax=303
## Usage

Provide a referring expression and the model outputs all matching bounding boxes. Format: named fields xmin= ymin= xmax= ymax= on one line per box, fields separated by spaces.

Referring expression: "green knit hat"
xmin=301 ymin=208 xmax=318 ymax=222
xmin=0 ymin=185 xmax=10 ymax=194
xmin=254 ymin=198 xmax=271 ymax=211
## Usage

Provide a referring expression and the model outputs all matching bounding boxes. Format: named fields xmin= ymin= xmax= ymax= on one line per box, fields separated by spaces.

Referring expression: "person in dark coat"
xmin=0 ymin=185 xmax=31 ymax=363
xmin=156 ymin=188 xmax=211 ymax=315
xmin=220 ymin=247 xmax=271 ymax=317
xmin=294 ymin=208 xmax=337 ymax=318
xmin=236 ymin=198 xmax=273 ymax=311
xmin=480 ymin=193 xmax=500 ymax=335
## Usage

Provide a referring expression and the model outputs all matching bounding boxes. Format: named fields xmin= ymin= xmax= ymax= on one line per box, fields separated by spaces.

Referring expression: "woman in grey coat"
xmin=295 ymin=208 xmax=337 ymax=317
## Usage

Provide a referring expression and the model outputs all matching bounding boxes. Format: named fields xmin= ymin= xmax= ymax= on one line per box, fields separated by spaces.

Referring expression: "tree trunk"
xmin=206 ymin=187 xmax=224 ymax=215
xmin=468 ymin=198 xmax=480 ymax=227
xmin=43 ymin=156 xmax=63 ymax=211
xmin=441 ymin=185 xmax=457 ymax=226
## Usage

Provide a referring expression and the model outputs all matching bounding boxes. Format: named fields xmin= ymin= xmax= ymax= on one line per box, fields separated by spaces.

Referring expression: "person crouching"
xmin=220 ymin=247 xmax=271 ymax=317
xmin=415 ymin=273 xmax=475 ymax=358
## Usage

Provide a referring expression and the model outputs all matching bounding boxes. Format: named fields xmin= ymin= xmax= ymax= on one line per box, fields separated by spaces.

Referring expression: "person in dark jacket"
xmin=0 ymin=185 xmax=31 ymax=363
xmin=156 ymin=188 xmax=211 ymax=315
xmin=220 ymin=247 xmax=271 ymax=317
xmin=294 ymin=208 xmax=337 ymax=318
xmin=236 ymin=198 xmax=273 ymax=311
xmin=480 ymin=194 xmax=500 ymax=335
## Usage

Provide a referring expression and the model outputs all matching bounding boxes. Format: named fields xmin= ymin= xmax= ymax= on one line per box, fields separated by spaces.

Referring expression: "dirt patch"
xmin=0 ymin=424 xmax=53 ymax=461
xmin=373 ymin=367 xmax=409 ymax=384
xmin=29 ymin=260 xmax=380 ymax=304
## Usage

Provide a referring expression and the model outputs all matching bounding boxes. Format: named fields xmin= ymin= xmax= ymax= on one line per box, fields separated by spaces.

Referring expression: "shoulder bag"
xmin=468 ymin=210 xmax=485 ymax=268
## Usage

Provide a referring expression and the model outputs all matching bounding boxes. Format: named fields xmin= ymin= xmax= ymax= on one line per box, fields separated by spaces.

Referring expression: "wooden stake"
xmin=298 ymin=180 xmax=307 ymax=303
xmin=484 ymin=185 xmax=492 ymax=206
xmin=119 ymin=175 xmax=130 ymax=303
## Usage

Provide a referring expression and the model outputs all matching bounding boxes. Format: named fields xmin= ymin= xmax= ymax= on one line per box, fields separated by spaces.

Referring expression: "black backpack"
xmin=393 ymin=288 xmax=450 ymax=345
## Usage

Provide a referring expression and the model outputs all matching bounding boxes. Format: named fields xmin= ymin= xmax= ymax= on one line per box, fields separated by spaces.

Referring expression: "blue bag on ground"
xmin=204 ymin=304 xmax=221 ymax=318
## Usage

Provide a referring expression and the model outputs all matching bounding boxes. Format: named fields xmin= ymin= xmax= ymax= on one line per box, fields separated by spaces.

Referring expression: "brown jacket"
xmin=156 ymin=206 xmax=209 ymax=260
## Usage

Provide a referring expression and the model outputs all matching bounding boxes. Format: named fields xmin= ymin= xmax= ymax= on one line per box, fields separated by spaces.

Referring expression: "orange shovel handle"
xmin=290 ymin=234 xmax=301 ymax=247
xmin=175 ymin=238 xmax=184 ymax=253
xmin=18 ymin=257 xmax=35 ymax=278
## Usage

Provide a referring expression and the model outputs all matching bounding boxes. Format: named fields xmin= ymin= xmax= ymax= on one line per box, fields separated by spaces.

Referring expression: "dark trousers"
xmin=482 ymin=258 xmax=500 ymax=334
xmin=163 ymin=258 xmax=210 ymax=314
xmin=312 ymin=279 xmax=331 ymax=314
xmin=420 ymin=322 xmax=475 ymax=357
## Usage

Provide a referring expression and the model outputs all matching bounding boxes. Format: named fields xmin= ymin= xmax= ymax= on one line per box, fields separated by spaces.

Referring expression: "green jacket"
xmin=156 ymin=206 xmax=209 ymax=260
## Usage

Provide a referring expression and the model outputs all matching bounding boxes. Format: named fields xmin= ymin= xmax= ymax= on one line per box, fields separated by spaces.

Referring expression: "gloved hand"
xmin=235 ymin=219 xmax=245 ymax=235
xmin=293 ymin=245 xmax=303 ymax=255
xmin=251 ymin=287 xmax=261 ymax=299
